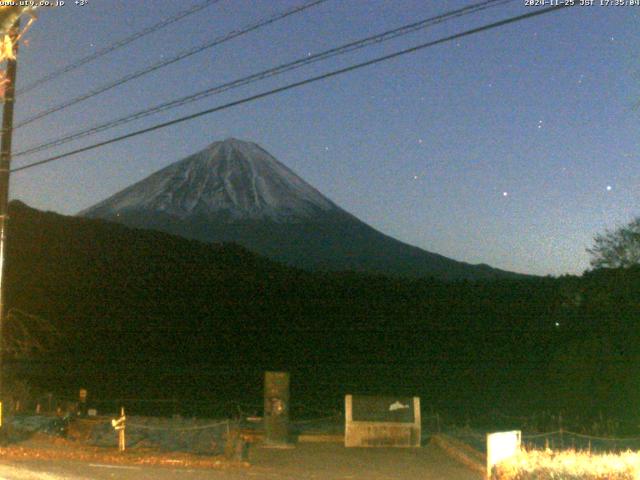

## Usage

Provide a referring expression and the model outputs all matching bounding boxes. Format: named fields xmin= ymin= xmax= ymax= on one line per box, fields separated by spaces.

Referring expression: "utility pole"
xmin=0 ymin=17 xmax=20 ymax=429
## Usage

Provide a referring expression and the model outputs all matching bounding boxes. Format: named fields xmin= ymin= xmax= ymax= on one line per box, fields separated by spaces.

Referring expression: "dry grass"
xmin=0 ymin=433 xmax=249 ymax=470
xmin=493 ymin=448 xmax=640 ymax=480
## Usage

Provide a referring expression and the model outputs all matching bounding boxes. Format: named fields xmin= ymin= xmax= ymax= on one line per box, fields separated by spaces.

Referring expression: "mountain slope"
xmin=80 ymin=138 xmax=524 ymax=280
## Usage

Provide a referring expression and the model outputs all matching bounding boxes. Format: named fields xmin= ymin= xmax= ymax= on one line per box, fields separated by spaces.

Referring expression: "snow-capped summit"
xmin=81 ymin=138 xmax=338 ymax=222
xmin=81 ymin=138 xmax=524 ymax=280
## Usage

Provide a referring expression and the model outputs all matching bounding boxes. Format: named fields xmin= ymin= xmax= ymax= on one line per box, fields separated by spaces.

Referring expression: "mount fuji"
xmin=80 ymin=138 xmax=521 ymax=280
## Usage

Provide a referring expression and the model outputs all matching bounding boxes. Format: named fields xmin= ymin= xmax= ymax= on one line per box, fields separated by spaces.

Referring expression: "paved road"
xmin=0 ymin=442 xmax=480 ymax=479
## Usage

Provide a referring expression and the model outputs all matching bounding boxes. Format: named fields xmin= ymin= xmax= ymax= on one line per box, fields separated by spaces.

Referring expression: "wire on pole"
xmin=12 ymin=4 xmax=572 ymax=174
xmin=14 ymin=0 xmax=330 ymax=129
xmin=14 ymin=0 xmax=514 ymax=159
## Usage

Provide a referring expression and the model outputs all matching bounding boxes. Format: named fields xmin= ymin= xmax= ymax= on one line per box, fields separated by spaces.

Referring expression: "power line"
xmin=14 ymin=0 xmax=329 ymax=129
xmin=15 ymin=0 xmax=514 ymax=159
xmin=11 ymin=4 xmax=571 ymax=174
xmin=16 ymin=0 xmax=222 ymax=96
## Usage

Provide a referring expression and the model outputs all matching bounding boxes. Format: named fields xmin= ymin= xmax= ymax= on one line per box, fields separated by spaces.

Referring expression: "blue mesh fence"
xmin=5 ymin=414 xmax=70 ymax=441
xmin=88 ymin=416 xmax=234 ymax=455
xmin=4 ymin=413 xmax=244 ymax=456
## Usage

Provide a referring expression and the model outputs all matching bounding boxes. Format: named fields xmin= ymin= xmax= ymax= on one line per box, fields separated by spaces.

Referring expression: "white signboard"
xmin=486 ymin=430 xmax=521 ymax=477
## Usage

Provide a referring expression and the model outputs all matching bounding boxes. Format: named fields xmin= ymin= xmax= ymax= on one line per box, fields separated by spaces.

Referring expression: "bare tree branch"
xmin=587 ymin=217 xmax=640 ymax=269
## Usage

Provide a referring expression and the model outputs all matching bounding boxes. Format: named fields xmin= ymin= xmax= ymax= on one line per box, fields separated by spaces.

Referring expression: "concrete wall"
xmin=344 ymin=395 xmax=420 ymax=448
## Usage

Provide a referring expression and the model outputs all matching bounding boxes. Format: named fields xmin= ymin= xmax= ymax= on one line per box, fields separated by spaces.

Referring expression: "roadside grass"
xmin=493 ymin=448 xmax=640 ymax=480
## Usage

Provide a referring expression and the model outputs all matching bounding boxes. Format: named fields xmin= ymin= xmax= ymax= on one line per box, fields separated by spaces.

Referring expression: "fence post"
xmin=118 ymin=406 xmax=126 ymax=452
xmin=112 ymin=406 xmax=126 ymax=453
xmin=79 ymin=388 xmax=87 ymax=417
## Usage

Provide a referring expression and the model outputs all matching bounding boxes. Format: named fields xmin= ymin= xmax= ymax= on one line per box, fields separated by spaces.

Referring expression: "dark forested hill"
xmin=5 ymin=200 xmax=640 ymax=423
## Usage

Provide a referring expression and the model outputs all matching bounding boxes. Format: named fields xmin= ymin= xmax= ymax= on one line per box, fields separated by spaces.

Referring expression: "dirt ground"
xmin=0 ymin=442 xmax=481 ymax=479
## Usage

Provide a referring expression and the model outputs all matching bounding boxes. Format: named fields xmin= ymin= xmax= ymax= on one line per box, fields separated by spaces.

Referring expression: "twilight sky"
xmin=7 ymin=0 xmax=639 ymax=276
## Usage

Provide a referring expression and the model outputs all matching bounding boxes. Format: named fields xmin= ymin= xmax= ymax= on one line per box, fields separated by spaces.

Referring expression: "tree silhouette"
xmin=3 ymin=308 xmax=60 ymax=359
xmin=587 ymin=217 xmax=640 ymax=269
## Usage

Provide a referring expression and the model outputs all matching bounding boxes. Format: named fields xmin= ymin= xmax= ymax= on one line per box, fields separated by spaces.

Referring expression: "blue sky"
xmin=8 ymin=0 xmax=640 ymax=276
